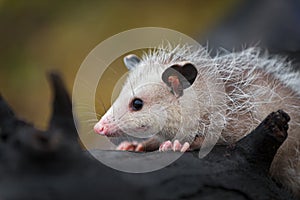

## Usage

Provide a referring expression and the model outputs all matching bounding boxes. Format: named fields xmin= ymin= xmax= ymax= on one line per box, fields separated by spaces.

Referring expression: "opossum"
xmin=94 ymin=44 xmax=300 ymax=196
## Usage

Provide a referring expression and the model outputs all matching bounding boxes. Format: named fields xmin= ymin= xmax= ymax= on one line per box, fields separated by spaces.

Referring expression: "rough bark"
xmin=0 ymin=73 xmax=295 ymax=200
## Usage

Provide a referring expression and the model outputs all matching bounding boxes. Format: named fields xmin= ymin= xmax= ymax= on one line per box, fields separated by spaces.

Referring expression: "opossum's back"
xmin=214 ymin=49 xmax=300 ymax=142
xmin=250 ymin=69 xmax=299 ymax=120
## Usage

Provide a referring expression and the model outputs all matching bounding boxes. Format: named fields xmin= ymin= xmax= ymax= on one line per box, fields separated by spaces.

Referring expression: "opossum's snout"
xmin=94 ymin=116 xmax=121 ymax=137
xmin=93 ymin=120 xmax=106 ymax=136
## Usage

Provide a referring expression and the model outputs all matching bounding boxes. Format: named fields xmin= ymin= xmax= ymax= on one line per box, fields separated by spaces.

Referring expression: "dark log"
xmin=0 ymin=73 xmax=295 ymax=200
xmin=48 ymin=72 xmax=78 ymax=142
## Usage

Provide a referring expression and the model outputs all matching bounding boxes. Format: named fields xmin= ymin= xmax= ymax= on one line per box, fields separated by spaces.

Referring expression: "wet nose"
xmin=94 ymin=122 xmax=105 ymax=135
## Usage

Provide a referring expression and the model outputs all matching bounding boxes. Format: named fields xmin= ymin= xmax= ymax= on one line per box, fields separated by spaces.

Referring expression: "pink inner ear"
xmin=168 ymin=75 xmax=183 ymax=98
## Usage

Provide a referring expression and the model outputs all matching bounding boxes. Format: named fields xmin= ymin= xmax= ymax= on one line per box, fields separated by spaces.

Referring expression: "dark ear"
xmin=162 ymin=63 xmax=198 ymax=98
xmin=123 ymin=54 xmax=141 ymax=70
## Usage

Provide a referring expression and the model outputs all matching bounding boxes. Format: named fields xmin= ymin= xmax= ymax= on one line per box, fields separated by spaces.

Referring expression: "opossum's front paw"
xmin=159 ymin=140 xmax=190 ymax=152
xmin=116 ymin=141 xmax=144 ymax=152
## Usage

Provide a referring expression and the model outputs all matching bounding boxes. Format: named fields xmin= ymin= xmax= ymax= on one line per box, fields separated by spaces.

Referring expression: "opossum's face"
xmin=94 ymin=54 xmax=197 ymax=138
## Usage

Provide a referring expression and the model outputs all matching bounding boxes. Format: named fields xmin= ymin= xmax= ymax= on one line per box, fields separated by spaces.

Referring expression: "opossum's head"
xmin=94 ymin=54 xmax=198 ymax=138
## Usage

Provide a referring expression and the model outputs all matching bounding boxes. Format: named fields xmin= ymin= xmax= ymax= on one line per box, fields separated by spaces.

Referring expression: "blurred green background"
xmin=0 ymin=0 xmax=238 ymax=146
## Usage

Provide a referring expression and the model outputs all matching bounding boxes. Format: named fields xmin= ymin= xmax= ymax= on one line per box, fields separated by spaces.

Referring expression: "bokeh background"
xmin=0 ymin=0 xmax=237 ymax=128
xmin=1 ymin=0 xmax=299 ymax=149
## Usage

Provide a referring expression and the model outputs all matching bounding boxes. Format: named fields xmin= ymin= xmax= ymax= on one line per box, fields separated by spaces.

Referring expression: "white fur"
xmin=106 ymin=44 xmax=300 ymax=196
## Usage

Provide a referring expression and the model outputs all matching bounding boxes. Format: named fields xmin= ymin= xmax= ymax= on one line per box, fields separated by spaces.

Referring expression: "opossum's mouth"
xmin=102 ymin=129 xmax=149 ymax=138
xmin=95 ymin=129 xmax=125 ymax=137
xmin=93 ymin=122 xmax=125 ymax=137
xmin=94 ymin=120 xmax=150 ymax=138
xmin=102 ymin=132 xmax=125 ymax=137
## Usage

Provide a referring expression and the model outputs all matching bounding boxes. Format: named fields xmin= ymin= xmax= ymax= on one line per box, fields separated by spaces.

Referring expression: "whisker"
xmin=76 ymin=78 xmax=108 ymax=112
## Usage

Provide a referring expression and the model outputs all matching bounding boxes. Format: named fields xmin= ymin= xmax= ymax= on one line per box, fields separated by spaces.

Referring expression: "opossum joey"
xmin=94 ymin=45 xmax=300 ymax=154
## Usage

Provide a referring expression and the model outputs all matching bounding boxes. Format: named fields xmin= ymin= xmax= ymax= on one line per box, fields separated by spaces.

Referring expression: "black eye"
xmin=131 ymin=98 xmax=143 ymax=111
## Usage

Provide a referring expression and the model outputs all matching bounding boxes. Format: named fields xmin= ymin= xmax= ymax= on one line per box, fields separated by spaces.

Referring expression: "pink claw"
xmin=116 ymin=141 xmax=145 ymax=152
xmin=180 ymin=142 xmax=190 ymax=152
xmin=135 ymin=143 xmax=144 ymax=152
xmin=159 ymin=140 xmax=172 ymax=152
xmin=172 ymin=140 xmax=182 ymax=151
xmin=159 ymin=140 xmax=190 ymax=152
xmin=116 ymin=141 xmax=138 ymax=151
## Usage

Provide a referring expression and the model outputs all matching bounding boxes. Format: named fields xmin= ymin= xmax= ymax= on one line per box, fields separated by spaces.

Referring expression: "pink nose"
xmin=94 ymin=122 xmax=107 ymax=135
